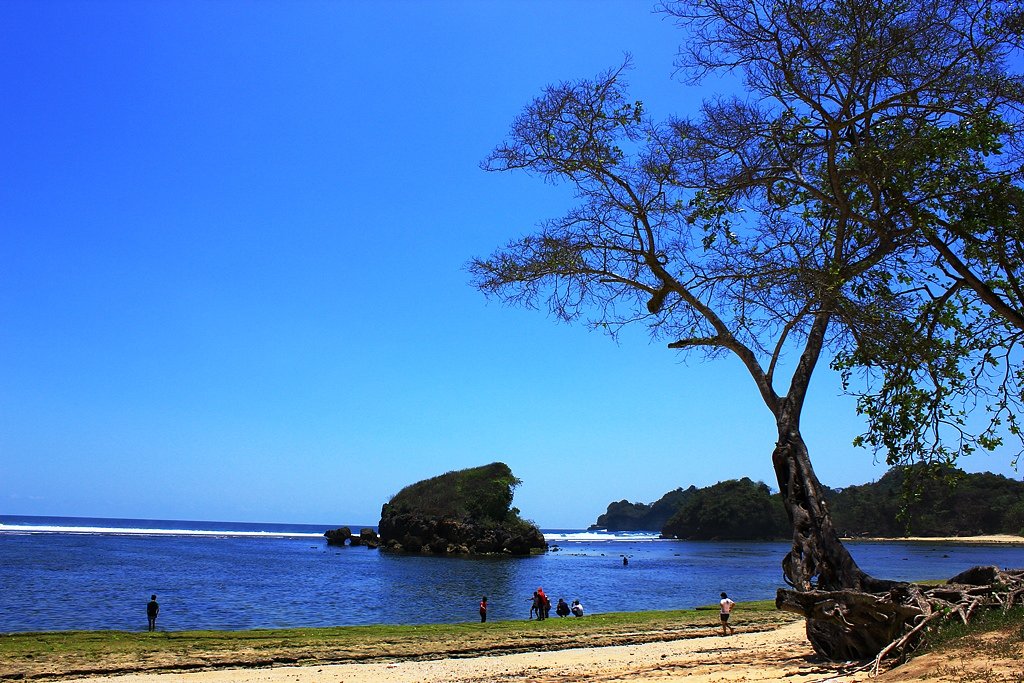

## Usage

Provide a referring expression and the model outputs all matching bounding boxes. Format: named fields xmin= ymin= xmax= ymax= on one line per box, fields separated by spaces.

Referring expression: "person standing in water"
xmin=146 ymin=594 xmax=160 ymax=632
xmin=719 ymin=592 xmax=736 ymax=635
xmin=479 ymin=596 xmax=488 ymax=623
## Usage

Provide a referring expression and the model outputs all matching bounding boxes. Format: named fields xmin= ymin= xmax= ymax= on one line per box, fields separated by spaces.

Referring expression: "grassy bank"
xmin=0 ymin=601 xmax=794 ymax=681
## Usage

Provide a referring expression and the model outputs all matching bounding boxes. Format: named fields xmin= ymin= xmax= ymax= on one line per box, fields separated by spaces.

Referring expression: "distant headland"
xmin=591 ymin=466 xmax=1024 ymax=541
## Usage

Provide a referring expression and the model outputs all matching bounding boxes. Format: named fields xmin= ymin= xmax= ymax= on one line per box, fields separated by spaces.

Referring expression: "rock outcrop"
xmin=324 ymin=526 xmax=380 ymax=548
xmin=378 ymin=462 xmax=546 ymax=555
xmin=324 ymin=526 xmax=352 ymax=546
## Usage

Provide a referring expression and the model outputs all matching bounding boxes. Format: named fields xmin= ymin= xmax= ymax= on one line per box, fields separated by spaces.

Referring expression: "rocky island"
xmin=377 ymin=462 xmax=546 ymax=555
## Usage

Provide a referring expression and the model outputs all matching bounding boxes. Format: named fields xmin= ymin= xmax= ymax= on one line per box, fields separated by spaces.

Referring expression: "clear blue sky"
xmin=2 ymin=1 xmax=1019 ymax=529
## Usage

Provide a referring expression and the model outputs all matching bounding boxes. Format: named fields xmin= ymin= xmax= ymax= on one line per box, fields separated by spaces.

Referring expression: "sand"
xmin=852 ymin=534 xmax=1024 ymax=545
xmin=44 ymin=611 xmax=1024 ymax=683
xmin=60 ymin=621 xmax=878 ymax=683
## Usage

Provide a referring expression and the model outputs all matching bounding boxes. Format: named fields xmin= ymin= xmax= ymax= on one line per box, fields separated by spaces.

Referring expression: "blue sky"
xmin=2 ymin=1 xmax=1019 ymax=529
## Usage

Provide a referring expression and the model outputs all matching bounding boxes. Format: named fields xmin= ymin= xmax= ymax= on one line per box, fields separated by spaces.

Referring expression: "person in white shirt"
xmin=719 ymin=592 xmax=736 ymax=635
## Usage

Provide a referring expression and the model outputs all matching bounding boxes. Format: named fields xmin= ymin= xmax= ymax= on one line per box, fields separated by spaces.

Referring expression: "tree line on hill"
xmin=592 ymin=467 xmax=1024 ymax=540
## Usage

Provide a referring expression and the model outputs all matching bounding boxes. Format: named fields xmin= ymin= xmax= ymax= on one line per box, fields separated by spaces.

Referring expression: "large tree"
xmin=471 ymin=0 xmax=1024 ymax=661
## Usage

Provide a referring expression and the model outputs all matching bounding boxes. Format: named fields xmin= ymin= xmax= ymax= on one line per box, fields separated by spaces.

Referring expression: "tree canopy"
xmin=386 ymin=462 xmax=522 ymax=524
xmin=659 ymin=0 xmax=1024 ymax=472
xmin=828 ymin=466 xmax=1024 ymax=537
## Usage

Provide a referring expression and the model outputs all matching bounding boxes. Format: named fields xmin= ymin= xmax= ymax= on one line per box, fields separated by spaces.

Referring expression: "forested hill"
xmin=827 ymin=467 xmax=1024 ymax=538
xmin=589 ymin=487 xmax=698 ymax=532
xmin=591 ymin=468 xmax=1024 ymax=540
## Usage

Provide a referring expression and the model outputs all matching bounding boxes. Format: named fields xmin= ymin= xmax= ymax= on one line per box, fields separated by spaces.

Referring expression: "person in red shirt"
xmin=536 ymin=587 xmax=549 ymax=620
xmin=479 ymin=596 xmax=488 ymax=623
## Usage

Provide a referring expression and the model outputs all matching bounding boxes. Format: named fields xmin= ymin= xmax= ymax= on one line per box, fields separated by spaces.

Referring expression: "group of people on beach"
xmin=480 ymin=589 xmax=733 ymax=628
xmin=529 ymin=587 xmax=583 ymax=619
xmin=150 ymin=589 xmax=729 ymax=632
xmin=478 ymin=588 xmax=585 ymax=623
xmin=557 ymin=597 xmax=584 ymax=617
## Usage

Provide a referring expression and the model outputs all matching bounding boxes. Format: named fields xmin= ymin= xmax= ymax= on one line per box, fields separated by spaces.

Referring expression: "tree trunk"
xmin=772 ymin=413 xmax=907 ymax=659
xmin=772 ymin=421 xmax=890 ymax=593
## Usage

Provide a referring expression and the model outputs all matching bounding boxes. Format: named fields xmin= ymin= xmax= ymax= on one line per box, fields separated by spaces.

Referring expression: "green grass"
xmin=921 ymin=605 xmax=1024 ymax=654
xmin=0 ymin=601 xmax=795 ymax=680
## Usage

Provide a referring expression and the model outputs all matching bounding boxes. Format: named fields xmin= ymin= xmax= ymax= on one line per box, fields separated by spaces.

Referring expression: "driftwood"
xmin=777 ymin=566 xmax=1024 ymax=665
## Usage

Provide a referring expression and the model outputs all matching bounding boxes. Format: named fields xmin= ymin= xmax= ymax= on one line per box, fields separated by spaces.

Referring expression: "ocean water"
xmin=1 ymin=515 xmax=1022 ymax=633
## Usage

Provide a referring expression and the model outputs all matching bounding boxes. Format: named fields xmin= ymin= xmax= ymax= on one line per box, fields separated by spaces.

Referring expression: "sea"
xmin=2 ymin=515 xmax=1022 ymax=633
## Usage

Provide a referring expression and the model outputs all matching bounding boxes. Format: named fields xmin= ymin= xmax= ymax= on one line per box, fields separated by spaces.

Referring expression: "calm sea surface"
xmin=2 ymin=515 xmax=1022 ymax=633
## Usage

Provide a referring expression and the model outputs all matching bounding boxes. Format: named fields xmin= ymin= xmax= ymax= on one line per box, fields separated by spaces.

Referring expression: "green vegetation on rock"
xmin=385 ymin=462 xmax=522 ymax=522
xmin=378 ymin=462 xmax=546 ymax=554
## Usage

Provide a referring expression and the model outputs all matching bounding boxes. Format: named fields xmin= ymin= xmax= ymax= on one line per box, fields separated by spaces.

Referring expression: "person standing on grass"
xmin=479 ymin=596 xmax=488 ymax=623
xmin=719 ymin=592 xmax=735 ymax=635
xmin=146 ymin=594 xmax=160 ymax=631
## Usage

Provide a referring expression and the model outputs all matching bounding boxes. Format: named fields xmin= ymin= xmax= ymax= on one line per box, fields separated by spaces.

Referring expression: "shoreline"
xmin=6 ymin=601 xmax=1021 ymax=682
xmin=57 ymin=621 xmax=879 ymax=683
xmin=0 ymin=604 xmax=799 ymax=681
xmin=844 ymin=533 xmax=1024 ymax=545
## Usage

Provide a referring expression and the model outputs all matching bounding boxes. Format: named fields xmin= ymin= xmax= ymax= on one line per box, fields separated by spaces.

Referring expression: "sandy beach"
xmin=58 ymin=621 xmax=874 ymax=683
xmin=33 ymin=607 xmax=1024 ymax=683
xmin=851 ymin=534 xmax=1024 ymax=545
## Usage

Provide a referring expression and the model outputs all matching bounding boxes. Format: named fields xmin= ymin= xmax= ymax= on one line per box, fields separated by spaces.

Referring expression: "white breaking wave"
xmin=544 ymin=530 xmax=666 ymax=543
xmin=0 ymin=523 xmax=324 ymax=538
xmin=0 ymin=522 xmax=663 ymax=543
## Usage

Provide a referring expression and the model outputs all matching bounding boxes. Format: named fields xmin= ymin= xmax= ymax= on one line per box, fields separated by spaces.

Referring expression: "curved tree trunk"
xmin=772 ymin=421 xmax=892 ymax=593
xmin=768 ymin=395 xmax=1024 ymax=663
xmin=772 ymin=406 xmax=908 ymax=659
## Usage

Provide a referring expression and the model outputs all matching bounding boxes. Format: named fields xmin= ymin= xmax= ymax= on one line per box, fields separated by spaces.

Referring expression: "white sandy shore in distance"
xmin=62 ymin=622 xmax=879 ymax=683
xmin=848 ymin=534 xmax=1024 ymax=545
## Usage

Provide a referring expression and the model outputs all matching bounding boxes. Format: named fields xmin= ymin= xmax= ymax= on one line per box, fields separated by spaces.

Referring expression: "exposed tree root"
xmin=777 ymin=566 xmax=1024 ymax=664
